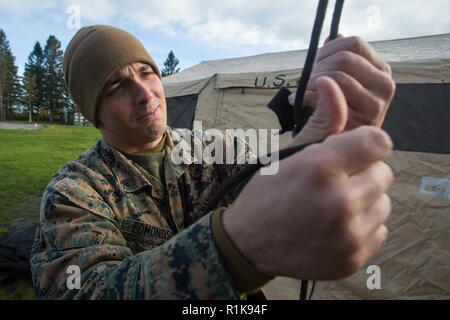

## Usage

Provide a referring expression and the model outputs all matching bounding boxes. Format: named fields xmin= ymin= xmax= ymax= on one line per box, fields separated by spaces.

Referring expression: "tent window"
xmin=166 ymin=94 xmax=199 ymax=129
xmin=383 ymin=83 xmax=450 ymax=154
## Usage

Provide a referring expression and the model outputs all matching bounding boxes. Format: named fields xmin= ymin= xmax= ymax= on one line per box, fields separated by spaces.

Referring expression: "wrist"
xmin=221 ymin=205 xmax=278 ymax=278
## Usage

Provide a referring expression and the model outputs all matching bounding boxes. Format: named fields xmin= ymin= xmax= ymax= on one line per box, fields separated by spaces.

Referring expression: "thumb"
xmin=291 ymin=76 xmax=348 ymax=145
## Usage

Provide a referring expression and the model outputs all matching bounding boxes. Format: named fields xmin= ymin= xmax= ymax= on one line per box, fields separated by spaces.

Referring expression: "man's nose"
xmin=132 ymin=78 xmax=154 ymax=106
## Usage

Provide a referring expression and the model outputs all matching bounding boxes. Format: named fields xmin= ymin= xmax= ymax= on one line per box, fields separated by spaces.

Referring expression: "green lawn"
xmin=0 ymin=124 xmax=100 ymax=299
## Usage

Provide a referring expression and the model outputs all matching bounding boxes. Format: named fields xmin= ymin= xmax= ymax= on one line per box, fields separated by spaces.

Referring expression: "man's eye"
xmin=107 ymin=81 xmax=123 ymax=95
xmin=141 ymin=71 xmax=154 ymax=77
xmin=111 ymin=78 xmax=123 ymax=87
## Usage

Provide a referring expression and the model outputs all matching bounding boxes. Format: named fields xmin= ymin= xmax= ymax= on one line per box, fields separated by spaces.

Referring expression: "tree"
xmin=42 ymin=35 xmax=65 ymax=123
xmin=22 ymin=69 xmax=38 ymax=122
xmin=161 ymin=50 xmax=180 ymax=77
xmin=24 ymin=42 xmax=45 ymax=120
xmin=0 ymin=29 xmax=21 ymax=120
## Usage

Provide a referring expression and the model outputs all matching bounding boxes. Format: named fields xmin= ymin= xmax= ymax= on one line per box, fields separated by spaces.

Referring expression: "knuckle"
xmin=331 ymin=70 xmax=351 ymax=86
xmin=369 ymin=96 xmax=385 ymax=117
xmin=386 ymin=78 xmax=396 ymax=97
xmin=383 ymin=62 xmax=392 ymax=75
xmin=343 ymin=252 xmax=366 ymax=275
xmin=348 ymin=36 xmax=365 ymax=53
xmin=379 ymin=224 xmax=389 ymax=241
xmin=378 ymin=75 xmax=396 ymax=99
xmin=361 ymin=126 xmax=392 ymax=153
xmin=380 ymin=162 xmax=394 ymax=185
xmin=357 ymin=126 xmax=377 ymax=153
xmin=383 ymin=194 xmax=393 ymax=217
xmin=332 ymin=190 xmax=357 ymax=219
xmin=307 ymin=156 xmax=332 ymax=181
xmin=336 ymin=50 xmax=354 ymax=68
xmin=336 ymin=227 xmax=365 ymax=266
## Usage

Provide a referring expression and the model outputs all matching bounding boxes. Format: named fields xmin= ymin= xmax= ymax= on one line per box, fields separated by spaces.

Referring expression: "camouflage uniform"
xmin=30 ymin=127 xmax=254 ymax=299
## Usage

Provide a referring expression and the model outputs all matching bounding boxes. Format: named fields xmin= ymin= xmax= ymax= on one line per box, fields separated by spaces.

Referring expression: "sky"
xmin=1 ymin=0 xmax=450 ymax=76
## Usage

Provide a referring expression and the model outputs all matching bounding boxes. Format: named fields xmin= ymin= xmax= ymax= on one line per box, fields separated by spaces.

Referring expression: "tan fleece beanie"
xmin=63 ymin=25 xmax=160 ymax=127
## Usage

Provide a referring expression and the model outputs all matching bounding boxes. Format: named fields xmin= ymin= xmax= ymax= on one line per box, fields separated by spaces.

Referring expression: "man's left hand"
xmin=289 ymin=36 xmax=396 ymax=139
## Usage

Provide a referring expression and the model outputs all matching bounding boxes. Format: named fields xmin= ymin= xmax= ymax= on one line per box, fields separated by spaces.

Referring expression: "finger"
xmin=347 ymin=162 xmax=394 ymax=210
xmin=313 ymin=51 xmax=394 ymax=97
xmin=360 ymin=194 xmax=392 ymax=236
xmin=317 ymin=36 xmax=389 ymax=73
xmin=288 ymin=90 xmax=317 ymax=108
xmin=307 ymin=71 xmax=388 ymax=126
xmin=321 ymin=126 xmax=393 ymax=175
xmin=363 ymin=224 xmax=389 ymax=262
xmin=291 ymin=76 xmax=347 ymax=145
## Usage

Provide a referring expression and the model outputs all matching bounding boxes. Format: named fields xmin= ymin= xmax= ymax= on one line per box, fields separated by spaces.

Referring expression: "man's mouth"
xmin=137 ymin=105 xmax=160 ymax=121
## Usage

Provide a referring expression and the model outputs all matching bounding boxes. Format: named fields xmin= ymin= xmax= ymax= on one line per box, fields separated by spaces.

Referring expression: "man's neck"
xmin=102 ymin=131 xmax=165 ymax=154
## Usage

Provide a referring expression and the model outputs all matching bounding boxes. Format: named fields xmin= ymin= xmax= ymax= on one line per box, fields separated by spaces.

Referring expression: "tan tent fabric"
xmin=163 ymin=34 xmax=450 ymax=299
xmin=165 ymin=34 xmax=450 ymax=88
xmin=262 ymin=151 xmax=450 ymax=300
xmin=312 ymin=151 xmax=450 ymax=300
xmin=164 ymin=34 xmax=450 ymax=135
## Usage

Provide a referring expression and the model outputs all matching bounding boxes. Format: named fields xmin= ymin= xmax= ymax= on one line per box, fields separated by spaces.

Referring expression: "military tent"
xmin=163 ymin=33 xmax=450 ymax=299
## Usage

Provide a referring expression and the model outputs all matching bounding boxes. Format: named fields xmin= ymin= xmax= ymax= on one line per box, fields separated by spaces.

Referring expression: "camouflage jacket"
xmin=30 ymin=127 xmax=254 ymax=299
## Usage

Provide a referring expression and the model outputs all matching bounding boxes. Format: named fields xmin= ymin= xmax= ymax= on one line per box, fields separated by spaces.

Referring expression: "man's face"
xmin=97 ymin=62 xmax=167 ymax=148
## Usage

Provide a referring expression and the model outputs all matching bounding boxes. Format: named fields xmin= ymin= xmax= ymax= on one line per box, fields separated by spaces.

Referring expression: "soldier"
xmin=30 ymin=25 xmax=395 ymax=299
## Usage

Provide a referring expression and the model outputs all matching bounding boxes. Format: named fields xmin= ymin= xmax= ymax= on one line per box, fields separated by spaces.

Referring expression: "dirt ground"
xmin=0 ymin=122 xmax=42 ymax=130
xmin=263 ymin=277 xmax=300 ymax=300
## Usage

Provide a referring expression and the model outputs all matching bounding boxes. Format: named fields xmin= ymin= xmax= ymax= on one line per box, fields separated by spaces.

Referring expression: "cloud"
xmin=112 ymin=0 xmax=450 ymax=50
xmin=2 ymin=0 xmax=449 ymax=51
xmin=0 ymin=0 xmax=57 ymax=19
xmin=64 ymin=0 xmax=119 ymax=22
xmin=113 ymin=0 xmax=314 ymax=49
xmin=2 ymin=0 xmax=450 ymax=75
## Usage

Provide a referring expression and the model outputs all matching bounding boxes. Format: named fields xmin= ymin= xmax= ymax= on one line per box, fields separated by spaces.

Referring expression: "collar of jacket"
xmin=99 ymin=127 xmax=191 ymax=193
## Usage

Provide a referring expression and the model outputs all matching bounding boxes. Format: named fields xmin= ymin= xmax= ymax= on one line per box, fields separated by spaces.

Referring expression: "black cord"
xmin=297 ymin=0 xmax=345 ymax=301
xmin=202 ymin=140 xmax=322 ymax=214
xmin=293 ymin=0 xmax=329 ymax=136
xmin=300 ymin=279 xmax=309 ymax=300
xmin=330 ymin=0 xmax=345 ymax=40
xmin=308 ymin=280 xmax=317 ymax=300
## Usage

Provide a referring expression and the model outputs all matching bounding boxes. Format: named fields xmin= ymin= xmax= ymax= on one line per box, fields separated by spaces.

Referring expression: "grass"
xmin=0 ymin=124 xmax=100 ymax=299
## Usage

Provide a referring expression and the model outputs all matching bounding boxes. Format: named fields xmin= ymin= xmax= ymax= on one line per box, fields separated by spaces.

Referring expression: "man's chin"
xmin=144 ymin=121 xmax=166 ymax=140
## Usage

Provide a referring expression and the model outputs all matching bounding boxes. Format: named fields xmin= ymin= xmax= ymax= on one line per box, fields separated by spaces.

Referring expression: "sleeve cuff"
xmin=211 ymin=207 xmax=273 ymax=294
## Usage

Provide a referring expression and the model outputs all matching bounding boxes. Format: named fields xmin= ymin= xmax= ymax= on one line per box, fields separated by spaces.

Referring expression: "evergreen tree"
xmin=0 ymin=29 xmax=21 ymax=119
xmin=24 ymin=42 xmax=45 ymax=120
xmin=22 ymin=69 xmax=38 ymax=122
xmin=161 ymin=50 xmax=180 ymax=77
xmin=42 ymin=35 xmax=65 ymax=123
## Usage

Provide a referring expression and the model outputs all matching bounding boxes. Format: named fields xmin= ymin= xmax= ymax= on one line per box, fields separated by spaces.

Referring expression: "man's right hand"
xmin=222 ymin=77 xmax=394 ymax=281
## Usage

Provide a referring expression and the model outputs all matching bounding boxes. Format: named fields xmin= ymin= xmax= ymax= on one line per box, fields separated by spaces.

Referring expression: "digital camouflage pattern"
xmin=30 ymin=127 xmax=255 ymax=299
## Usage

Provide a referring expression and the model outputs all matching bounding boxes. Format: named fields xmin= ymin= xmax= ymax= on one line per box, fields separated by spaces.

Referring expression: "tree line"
xmin=0 ymin=29 xmax=73 ymax=123
xmin=0 ymin=29 xmax=181 ymax=125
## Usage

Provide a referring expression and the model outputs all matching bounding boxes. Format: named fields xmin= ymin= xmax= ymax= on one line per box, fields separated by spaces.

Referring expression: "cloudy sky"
xmin=1 ymin=0 xmax=450 ymax=75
